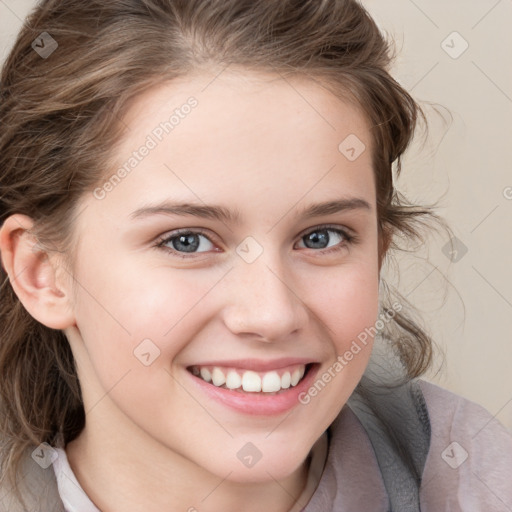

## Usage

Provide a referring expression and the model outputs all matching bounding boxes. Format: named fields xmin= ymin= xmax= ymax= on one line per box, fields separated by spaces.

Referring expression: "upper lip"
xmin=187 ymin=357 xmax=316 ymax=372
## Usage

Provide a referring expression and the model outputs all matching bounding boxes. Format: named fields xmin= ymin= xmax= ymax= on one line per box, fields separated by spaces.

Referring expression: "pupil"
xmin=306 ymin=230 xmax=328 ymax=249
xmin=174 ymin=233 xmax=199 ymax=252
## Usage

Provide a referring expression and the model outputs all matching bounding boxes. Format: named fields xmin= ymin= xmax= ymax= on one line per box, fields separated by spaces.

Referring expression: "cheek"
xmin=289 ymin=260 xmax=380 ymax=441
xmin=306 ymin=259 xmax=380 ymax=350
xmin=71 ymin=256 xmax=220 ymax=383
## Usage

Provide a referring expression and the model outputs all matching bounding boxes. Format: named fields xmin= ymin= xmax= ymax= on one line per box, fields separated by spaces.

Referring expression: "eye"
xmin=155 ymin=225 xmax=356 ymax=259
xmin=156 ymin=229 xmax=217 ymax=258
xmin=295 ymin=225 xmax=354 ymax=254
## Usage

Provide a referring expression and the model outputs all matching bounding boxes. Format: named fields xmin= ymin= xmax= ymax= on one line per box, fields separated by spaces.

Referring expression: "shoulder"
xmin=418 ymin=379 xmax=512 ymax=512
xmin=0 ymin=443 xmax=65 ymax=512
xmin=419 ymin=379 xmax=512 ymax=452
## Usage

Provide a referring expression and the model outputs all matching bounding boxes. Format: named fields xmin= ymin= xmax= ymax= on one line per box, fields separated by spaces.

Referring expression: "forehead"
xmin=89 ymin=70 xmax=375 ymax=219
xmin=120 ymin=70 xmax=372 ymax=154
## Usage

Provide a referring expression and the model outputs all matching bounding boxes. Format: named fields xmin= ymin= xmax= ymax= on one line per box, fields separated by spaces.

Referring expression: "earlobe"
xmin=0 ymin=214 xmax=76 ymax=329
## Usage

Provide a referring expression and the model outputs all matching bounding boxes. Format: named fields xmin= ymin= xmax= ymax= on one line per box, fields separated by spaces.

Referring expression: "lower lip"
xmin=187 ymin=364 xmax=320 ymax=416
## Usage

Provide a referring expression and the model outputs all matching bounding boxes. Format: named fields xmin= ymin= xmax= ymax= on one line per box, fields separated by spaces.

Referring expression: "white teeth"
xmin=290 ymin=368 xmax=302 ymax=386
xmin=211 ymin=367 xmax=226 ymax=387
xmin=225 ymin=370 xmax=242 ymax=389
xmin=200 ymin=368 xmax=212 ymax=382
xmin=261 ymin=371 xmax=281 ymax=392
xmin=193 ymin=364 xmax=308 ymax=393
xmin=281 ymin=371 xmax=291 ymax=389
xmin=242 ymin=371 xmax=262 ymax=392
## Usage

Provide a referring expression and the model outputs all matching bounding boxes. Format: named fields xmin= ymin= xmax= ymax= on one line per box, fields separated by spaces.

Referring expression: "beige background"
xmin=1 ymin=0 xmax=511 ymax=431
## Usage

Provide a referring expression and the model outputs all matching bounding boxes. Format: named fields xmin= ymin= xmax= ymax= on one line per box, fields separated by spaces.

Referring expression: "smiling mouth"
xmin=186 ymin=363 xmax=314 ymax=394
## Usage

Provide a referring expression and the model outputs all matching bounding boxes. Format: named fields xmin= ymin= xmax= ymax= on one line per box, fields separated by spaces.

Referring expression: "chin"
xmin=202 ymin=443 xmax=310 ymax=485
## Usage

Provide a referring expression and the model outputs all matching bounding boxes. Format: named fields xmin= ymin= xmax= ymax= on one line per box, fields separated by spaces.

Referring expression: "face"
xmin=65 ymin=70 xmax=381 ymax=483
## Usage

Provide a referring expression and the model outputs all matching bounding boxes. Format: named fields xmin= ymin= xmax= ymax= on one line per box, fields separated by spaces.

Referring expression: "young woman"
xmin=0 ymin=1 xmax=510 ymax=511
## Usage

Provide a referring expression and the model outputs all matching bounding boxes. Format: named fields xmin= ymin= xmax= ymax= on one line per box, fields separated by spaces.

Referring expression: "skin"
xmin=0 ymin=70 xmax=383 ymax=511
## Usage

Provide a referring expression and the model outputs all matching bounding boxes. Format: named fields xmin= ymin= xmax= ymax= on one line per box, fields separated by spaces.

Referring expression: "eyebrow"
xmin=129 ymin=197 xmax=371 ymax=224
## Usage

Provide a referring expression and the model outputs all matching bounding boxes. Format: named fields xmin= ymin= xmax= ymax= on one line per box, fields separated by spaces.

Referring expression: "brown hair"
xmin=0 ymin=0 xmax=445 ymax=502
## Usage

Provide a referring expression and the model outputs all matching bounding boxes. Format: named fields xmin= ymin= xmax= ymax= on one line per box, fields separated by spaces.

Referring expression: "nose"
xmin=220 ymin=251 xmax=308 ymax=343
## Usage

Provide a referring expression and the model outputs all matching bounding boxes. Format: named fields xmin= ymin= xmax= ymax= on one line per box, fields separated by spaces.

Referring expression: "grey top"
xmin=1 ymin=379 xmax=511 ymax=511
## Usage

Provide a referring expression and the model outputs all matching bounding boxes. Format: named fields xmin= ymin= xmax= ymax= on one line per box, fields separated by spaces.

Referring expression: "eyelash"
xmin=154 ymin=224 xmax=357 ymax=260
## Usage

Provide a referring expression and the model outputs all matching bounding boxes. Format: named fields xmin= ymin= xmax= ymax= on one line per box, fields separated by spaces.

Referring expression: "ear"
xmin=0 ymin=214 xmax=76 ymax=329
